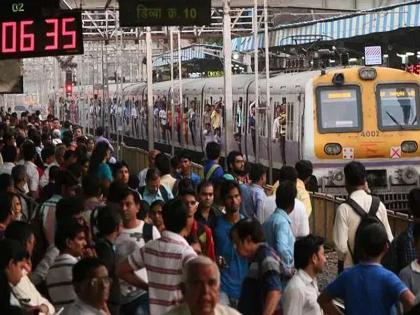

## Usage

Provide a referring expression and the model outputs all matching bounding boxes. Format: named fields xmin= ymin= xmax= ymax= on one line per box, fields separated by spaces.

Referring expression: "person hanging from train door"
xmin=131 ymin=100 xmax=139 ymax=138
xmin=110 ymin=98 xmax=117 ymax=132
xmin=188 ymin=101 xmax=197 ymax=146
xmin=272 ymin=101 xmax=287 ymax=165
xmin=159 ymin=103 xmax=168 ymax=142
xmin=249 ymin=104 xmax=256 ymax=156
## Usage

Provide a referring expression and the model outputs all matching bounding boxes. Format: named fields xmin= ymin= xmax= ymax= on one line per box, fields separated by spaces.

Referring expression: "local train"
xmin=75 ymin=66 xmax=420 ymax=209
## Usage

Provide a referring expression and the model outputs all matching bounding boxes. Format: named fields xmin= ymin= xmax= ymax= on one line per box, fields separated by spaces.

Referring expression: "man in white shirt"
xmin=138 ymin=149 xmax=160 ymax=187
xmin=64 ymin=257 xmax=110 ymax=315
xmin=0 ymin=144 xmax=17 ymax=175
xmin=264 ymin=166 xmax=309 ymax=237
xmin=283 ymin=235 xmax=326 ymax=315
xmin=164 ymin=256 xmax=240 ymax=315
xmin=333 ymin=161 xmax=393 ymax=268
xmin=22 ymin=142 xmax=39 ymax=199
xmin=117 ymin=199 xmax=197 ymax=315
xmin=115 ymin=189 xmax=160 ymax=314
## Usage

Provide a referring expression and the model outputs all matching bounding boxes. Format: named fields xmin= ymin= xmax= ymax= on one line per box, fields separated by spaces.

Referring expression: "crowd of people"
xmin=0 ymin=109 xmax=418 ymax=315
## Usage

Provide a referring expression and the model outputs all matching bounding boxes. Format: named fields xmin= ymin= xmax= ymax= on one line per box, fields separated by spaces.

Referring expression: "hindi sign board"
xmin=119 ymin=0 xmax=211 ymax=27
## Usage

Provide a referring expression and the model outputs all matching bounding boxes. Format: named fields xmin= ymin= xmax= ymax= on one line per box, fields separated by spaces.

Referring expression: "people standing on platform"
xmin=213 ymin=180 xmax=248 ymax=309
xmin=88 ymin=141 xmax=113 ymax=191
xmin=226 ymin=151 xmax=245 ymax=183
xmin=138 ymin=168 xmax=173 ymax=205
xmin=263 ymin=180 xmax=296 ymax=276
xmin=94 ymin=205 xmax=122 ymax=315
xmin=268 ymin=166 xmax=310 ymax=238
xmin=177 ymin=150 xmax=201 ymax=188
xmin=63 ymin=258 xmax=111 ymax=315
xmin=112 ymin=161 xmax=130 ymax=185
xmin=0 ymin=144 xmax=17 ymax=175
xmin=116 ymin=189 xmax=160 ymax=315
xmin=148 ymin=200 xmax=165 ymax=233
xmin=249 ymin=164 xmax=268 ymax=223
xmin=204 ymin=142 xmax=224 ymax=182
xmin=155 ymin=153 xmax=177 ymax=193
xmin=46 ymin=219 xmax=87 ymax=310
xmin=399 ymin=223 xmax=420 ymax=300
xmin=22 ymin=141 xmax=39 ymax=200
xmin=179 ymin=188 xmax=215 ymax=260
xmin=283 ymin=234 xmax=326 ymax=315
xmin=295 ymin=160 xmax=313 ymax=217
xmin=319 ymin=223 xmax=415 ymax=315
xmin=117 ymin=199 xmax=197 ymax=315
xmin=195 ymin=180 xmax=222 ymax=232
xmin=95 ymin=126 xmax=114 ymax=153
xmin=333 ymin=161 xmax=393 ymax=269
xmin=137 ymin=149 xmax=160 ymax=188
xmin=231 ymin=218 xmax=283 ymax=315
xmin=385 ymin=188 xmax=420 ymax=274
xmin=164 ymin=256 xmax=241 ymax=315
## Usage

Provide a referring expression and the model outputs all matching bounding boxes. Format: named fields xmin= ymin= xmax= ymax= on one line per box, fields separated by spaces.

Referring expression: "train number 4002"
xmin=360 ymin=130 xmax=379 ymax=137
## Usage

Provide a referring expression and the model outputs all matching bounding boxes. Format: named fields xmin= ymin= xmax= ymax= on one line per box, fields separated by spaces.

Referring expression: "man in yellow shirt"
xmin=295 ymin=160 xmax=313 ymax=217
xmin=211 ymin=104 xmax=222 ymax=131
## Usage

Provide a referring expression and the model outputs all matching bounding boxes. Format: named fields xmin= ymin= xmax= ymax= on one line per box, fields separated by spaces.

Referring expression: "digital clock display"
xmin=0 ymin=8 xmax=83 ymax=59
xmin=119 ymin=0 xmax=211 ymax=27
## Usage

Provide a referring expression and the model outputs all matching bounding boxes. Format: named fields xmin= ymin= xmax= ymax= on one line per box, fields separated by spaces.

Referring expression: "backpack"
xmin=345 ymin=196 xmax=383 ymax=264
xmin=205 ymin=163 xmax=222 ymax=181
xmin=142 ymin=222 xmax=153 ymax=243
xmin=138 ymin=185 xmax=169 ymax=203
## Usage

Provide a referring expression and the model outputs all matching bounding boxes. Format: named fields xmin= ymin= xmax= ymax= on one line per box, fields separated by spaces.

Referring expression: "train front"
xmin=304 ymin=66 xmax=420 ymax=210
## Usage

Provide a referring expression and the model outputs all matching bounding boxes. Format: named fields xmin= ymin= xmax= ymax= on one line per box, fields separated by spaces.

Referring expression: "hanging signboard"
xmin=364 ymin=46 xmax=382 ymax=66
xmin=119 ymin=0 xmax=211 ymax=27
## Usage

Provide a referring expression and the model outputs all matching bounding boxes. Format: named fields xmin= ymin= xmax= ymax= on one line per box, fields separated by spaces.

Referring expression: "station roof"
xmin=153 ymin=44 xmax=223 ymax=67
xmin=232 ymin=0 xmax=420 ymax=51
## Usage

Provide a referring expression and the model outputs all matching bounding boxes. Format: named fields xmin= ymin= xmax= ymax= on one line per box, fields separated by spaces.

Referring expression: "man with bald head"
xmin=138 ymin=149 xmax=160 ymax=187
xmin=165 ymin=256 xmax=240 ymax=315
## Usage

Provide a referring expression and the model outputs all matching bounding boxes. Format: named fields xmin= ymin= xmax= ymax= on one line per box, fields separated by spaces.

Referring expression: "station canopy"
xmin=232 ymin=0 xmax=420 ymax=52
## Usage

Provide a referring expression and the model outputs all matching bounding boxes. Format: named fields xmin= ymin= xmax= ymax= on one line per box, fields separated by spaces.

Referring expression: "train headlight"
xmin=324 ymin=143 xmax=342 ymax=155
xmin=401 ymin=141 xmax=418 ymax=153
xmin=359 ymin=68 xmax=377 ymax=80
xmin=401 ymin=167 xmax=419 ymax=185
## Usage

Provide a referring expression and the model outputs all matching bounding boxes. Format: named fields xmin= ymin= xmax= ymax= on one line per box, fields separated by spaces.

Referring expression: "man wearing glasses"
xmin=64 ymin=257 xmax=111 ymax=315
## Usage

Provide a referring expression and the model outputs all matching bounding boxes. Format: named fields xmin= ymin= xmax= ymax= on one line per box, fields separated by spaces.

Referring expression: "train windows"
xmin=316 ymin=86 xmax=362 ymax=133
xmin=376 ymin=84 xmax=420 ymax=130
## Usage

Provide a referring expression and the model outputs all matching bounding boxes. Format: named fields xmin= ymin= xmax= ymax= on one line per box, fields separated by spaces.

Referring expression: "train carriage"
xmin=94 ymin=66 xmax=420 ymax=210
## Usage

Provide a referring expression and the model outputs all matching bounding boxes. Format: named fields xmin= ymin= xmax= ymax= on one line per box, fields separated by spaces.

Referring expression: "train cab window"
xmin=376 ymin=84 xmax=420 ymax=130
xmin=316 ymin=86 xmax=362 ymax=133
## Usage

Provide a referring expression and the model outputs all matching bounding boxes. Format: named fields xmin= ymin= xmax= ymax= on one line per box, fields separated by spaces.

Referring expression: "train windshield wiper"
xmin=386 ymin=111 xmax=405 ymax=130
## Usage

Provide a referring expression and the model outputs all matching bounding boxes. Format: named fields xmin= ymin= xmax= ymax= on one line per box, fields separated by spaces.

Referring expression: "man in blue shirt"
xmin=204 ymin=142 xmax=224 ymax=182
xmin=249 ymin=163 xmax=268 ymax=223
xmin=263 ymin=180 xmax=296 ymax=275
xmin=318 ymin=223 xmax=416 ymax=315
xmin=231 ymin=218 xmax=282 ymax=315
xmin=213 ymin=180 xmax=248 ymax=308
xmin=138 ymin=168 xmax=173 ymax=205
xmin=177 ymin=150 xmax=201 ymax=188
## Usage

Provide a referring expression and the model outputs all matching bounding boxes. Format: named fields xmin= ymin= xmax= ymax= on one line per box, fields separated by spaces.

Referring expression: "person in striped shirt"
xmin=117 ymin=199 xmax=197 ymax=315
xmin=46 ymin=219 xmax=87 ymax=310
